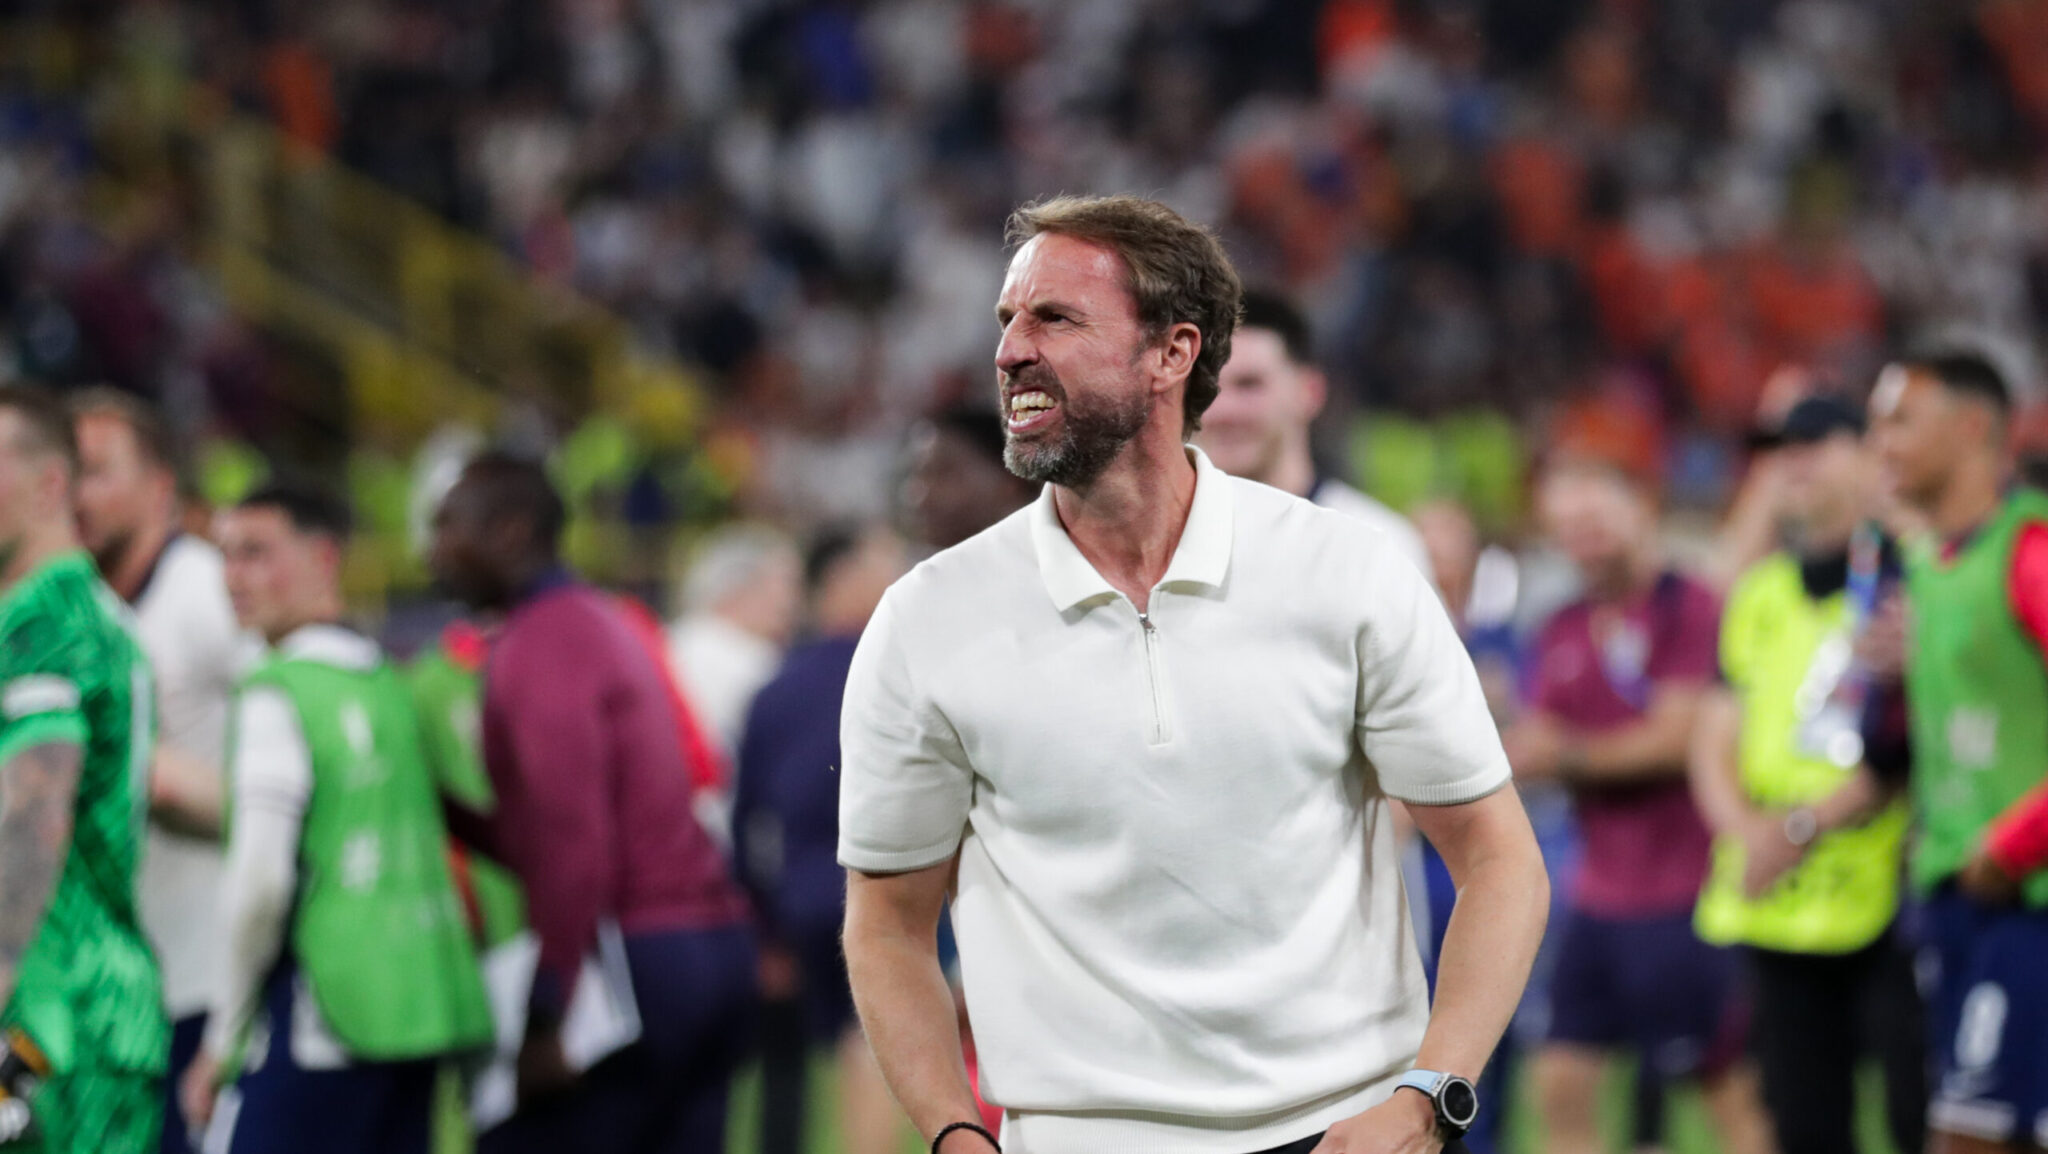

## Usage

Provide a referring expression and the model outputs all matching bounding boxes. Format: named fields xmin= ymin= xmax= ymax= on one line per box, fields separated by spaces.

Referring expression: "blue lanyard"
xmin=1845 ymin=521 xmax=1883 ymax=628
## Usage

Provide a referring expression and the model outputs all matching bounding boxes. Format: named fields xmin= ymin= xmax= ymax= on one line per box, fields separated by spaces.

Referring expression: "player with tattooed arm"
xmin=0 ymin=386 xmax=167 ymax=1153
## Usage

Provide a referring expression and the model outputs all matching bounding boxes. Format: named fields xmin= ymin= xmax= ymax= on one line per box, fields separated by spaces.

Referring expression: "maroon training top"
xmin=1531 ymin=570 xmax=1721 ymax=919
xmin=466 ymin=574 xmax=747 ymax=1012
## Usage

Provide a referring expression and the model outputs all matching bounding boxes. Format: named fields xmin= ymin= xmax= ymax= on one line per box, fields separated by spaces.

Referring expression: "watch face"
xmin=1439 ymin=1078 xmax=1479 ymax=1126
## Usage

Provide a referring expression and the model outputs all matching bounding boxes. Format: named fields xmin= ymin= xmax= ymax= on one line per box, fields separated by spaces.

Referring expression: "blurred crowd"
xmin=5 ymin=1 xmax=2048 ymax=1151
xmin=7 ymin=0 xmax=2048 ymax=532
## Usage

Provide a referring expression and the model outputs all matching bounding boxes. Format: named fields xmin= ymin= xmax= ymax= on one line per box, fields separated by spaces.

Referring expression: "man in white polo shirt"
xmin=838 ymin=195 xmax=1550 ymax=1154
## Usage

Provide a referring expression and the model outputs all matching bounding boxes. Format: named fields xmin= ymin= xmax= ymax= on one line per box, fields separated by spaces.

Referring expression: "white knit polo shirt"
xmin=839 ymin=447 xmax=1509 ymax=1152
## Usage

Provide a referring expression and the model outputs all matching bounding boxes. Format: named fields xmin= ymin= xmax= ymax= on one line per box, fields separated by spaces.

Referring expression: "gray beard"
xmin=1004 ymin=388 xmax=1149 ymax=489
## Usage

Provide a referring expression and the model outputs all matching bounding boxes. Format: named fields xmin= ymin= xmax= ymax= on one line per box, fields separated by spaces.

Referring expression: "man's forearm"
xmin=1415 ymin=859 xmax=1547 ymax=1079
xmin=149 ymin=744 xmax=224 ymax=840
xmin=210 ymin=689 xmax=312 ymax=1054
xmin=844 ymin=862 xmax=990 ymax=1148
xmin=0 ymin=743 xmax=81 ymax=1008
xmin=845 ymin=923 xmax=984 ymax=1143
xmin=1411 ymin=801 xmax=1548 ymax=1082
xmin=1810 ymin=767 xmax=1885 ymax=831
xmin=1686 ymin=693 xmax=1754 ymax=834
xmin=1688 ymin=748 xmax=1755 ymax=834
xmin=1564 ymin=687 xmax=1705 ymax=786
xmin=1574 ymin=720 xmax=1690 ymax=784
xmin=203 ymin=825 xmax=294 ymax=1059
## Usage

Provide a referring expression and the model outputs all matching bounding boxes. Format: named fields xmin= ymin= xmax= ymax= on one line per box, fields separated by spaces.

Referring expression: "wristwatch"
xmin=1394 ymin=1068 xmax=1479 ymax=1140
xmin=1782 ymin=806 xmax=1820 ymax=848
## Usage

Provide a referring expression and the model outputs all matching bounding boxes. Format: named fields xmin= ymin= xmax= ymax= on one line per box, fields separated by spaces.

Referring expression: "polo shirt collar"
xmin=127 ymin=531 xmax=183 ymax=606
xmin=1029 ymin=445 xmax=1234 ymax=612
xmin=276 ymin=623 xmax=381 ymax=671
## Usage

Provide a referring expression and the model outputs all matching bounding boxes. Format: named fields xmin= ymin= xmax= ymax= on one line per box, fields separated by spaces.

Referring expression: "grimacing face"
xmin=1197 ymin=327 xmax=1321 ymax=481
xmin=994 ymin=233 xmax=1155 ymax=488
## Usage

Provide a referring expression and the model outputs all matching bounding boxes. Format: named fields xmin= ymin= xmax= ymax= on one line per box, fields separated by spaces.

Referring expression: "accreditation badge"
xmin=1793 ymin=629 xmax=1863 ymax=769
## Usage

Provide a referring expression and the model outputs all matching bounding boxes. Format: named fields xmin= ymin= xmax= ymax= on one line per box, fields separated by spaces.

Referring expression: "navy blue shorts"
xmin=208 ymin=968 xmax=437 ymax=1154
xmin=1544 ymin=906 xmax=1747 ymax=1080
xmin=1921 ymin=888 xmax=2048 ymax=1146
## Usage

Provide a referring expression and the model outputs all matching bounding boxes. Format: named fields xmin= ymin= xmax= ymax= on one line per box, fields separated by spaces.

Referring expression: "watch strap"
xmin=1395 ymin=1067 xmax=1477 ymax=1138
xmin=1395 ymin=1069 xmax=1445 ymax=1099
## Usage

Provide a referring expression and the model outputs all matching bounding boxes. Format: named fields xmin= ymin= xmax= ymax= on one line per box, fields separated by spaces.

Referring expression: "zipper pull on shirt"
xmin=1137 ymin=610 xmax=1168 ymax=745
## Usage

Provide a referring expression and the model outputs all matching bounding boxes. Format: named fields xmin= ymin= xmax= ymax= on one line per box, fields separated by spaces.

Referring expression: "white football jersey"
xmin=133 ymin=535 xmax=258 ymax=1018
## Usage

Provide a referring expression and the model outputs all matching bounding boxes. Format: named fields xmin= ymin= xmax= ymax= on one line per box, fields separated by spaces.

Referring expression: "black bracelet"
xmin=932 ymin=1120 xmax=1001 ymax=1153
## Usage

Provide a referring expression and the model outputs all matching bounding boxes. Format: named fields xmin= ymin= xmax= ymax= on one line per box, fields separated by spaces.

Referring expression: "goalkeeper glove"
xmin=0 ymin=1029 xmax=49 ymax=1144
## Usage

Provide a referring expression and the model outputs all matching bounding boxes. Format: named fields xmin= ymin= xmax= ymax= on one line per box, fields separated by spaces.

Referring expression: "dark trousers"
xmin=216 ymin=968 xmax=436 ymax=1154
xmin=479 ymin=923 xmax=756 ymax=1154
xmin=1749 ymin=936 xmax=1926 ymax=1154
xmin=753 ymin=994 xmax=808 ymax=1154
xmin=756 ymin=925 xmax=859 ymax=1154
xmin=159 ymin=1013 xmax=206 ymax=1154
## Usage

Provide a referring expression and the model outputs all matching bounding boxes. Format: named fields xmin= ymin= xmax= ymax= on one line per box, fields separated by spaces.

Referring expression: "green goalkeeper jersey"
xmin=0 ymin=552 xmax=166 ymax=1076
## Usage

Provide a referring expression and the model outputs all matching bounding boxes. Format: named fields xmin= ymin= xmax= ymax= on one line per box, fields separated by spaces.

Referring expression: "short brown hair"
xmin=70 ymin=386 xmax=184 ymax=482
xmin=1006 ymin=195 xmax=1243 ymax=434
xmin=0 ymin=385 xmax=80 ymax=477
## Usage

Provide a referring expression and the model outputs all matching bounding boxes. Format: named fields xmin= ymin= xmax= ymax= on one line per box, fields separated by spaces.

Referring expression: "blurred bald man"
xmin=902 ymin=406 xmax=1036 ymax=552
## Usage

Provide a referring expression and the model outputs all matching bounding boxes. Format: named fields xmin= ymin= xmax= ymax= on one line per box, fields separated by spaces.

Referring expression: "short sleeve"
xmin=1646 ymin=578 xmax=1721 ymax=685
xmin=1356 ymin=549 xmax=1513 ymax=806
xmin=1718 ymin=567 xmax=1764 ymax=693
xmin=2008 ymin=521 xmax=2048 ymax=652
xmin=228 ymin=686 xmax=313 ymax=822
xmin=837 ymin=592 xmax=976 ymax=873
xmin=0 ymin=672 xmax=87 ymax=764
xmin=0 ymin=616 xmax=87 ymax=764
